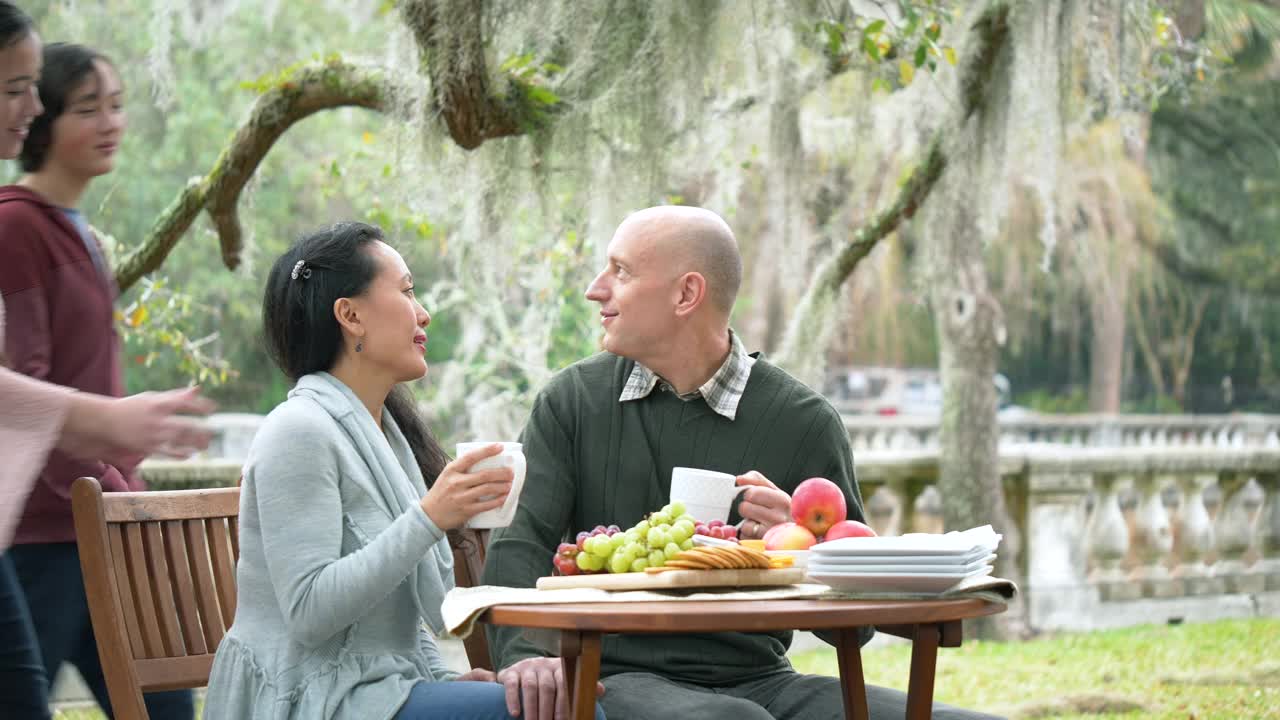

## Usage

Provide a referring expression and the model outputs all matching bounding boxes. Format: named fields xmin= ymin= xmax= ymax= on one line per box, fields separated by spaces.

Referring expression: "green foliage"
xmin=1016 ymin=388 xmax=1090 ymax=414
xmin=814 ymin=0 xmax=958 ymax=89
xmin=1122 ymin=393 xmax=1186 ymax=414
xmin=116 ymin=276 xmax=237 ymax=389
xmin=500 ymin=52 xmax=565 ymax=132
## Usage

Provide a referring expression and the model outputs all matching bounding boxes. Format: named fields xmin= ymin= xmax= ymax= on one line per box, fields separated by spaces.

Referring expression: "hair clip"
xmin=290 ymin=260 xmax=312 ymax=281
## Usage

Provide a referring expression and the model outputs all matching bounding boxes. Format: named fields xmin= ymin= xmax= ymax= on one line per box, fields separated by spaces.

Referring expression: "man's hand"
xmin=735 ymin=471 xmax=792 ymax=539
xmin=497 ymin=656 xmax=604 ymax=720
xmin=455 ymin=668 xmax=498 ymax=682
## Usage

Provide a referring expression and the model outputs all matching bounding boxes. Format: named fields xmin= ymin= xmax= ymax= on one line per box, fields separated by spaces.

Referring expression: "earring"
xmin=355 ymin=341 xmax=363 ymax=353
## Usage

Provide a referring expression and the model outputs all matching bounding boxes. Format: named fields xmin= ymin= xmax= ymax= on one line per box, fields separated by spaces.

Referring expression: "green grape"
xmin=676 ymin=513 xmax=697 ymax=526
xmin=668 ymin=501 xmax=686 ymax=517
xmin=663 ymin=542 xmax=682 ymax=560
xmin=608 ymin=552 xmax=631 ymax=574
xmin=649 ymin=511 xmax=671 ymax=526
xmin=624 ymin=529 xmax=643 ymax=544
xmin=630 ymin=558 xmax=649 ymax=572
xmin=634 ymin=520 xmax=650 ymax=535
xmin=679 ymin=538 xmax=693 ymax=551
xmin=669 ymin=524 xmax=692 ymax=544
xmin=647 ymin=529 xmax=669 ymax=549
xmin=647 ymin=549 xmax=665 ymax=567
xmin=673 ymin=519 xmax=696 ymax=539
xmin=582 ymin=552 xmax=607 ymax=572
xmin=592 ymin=541 xmax=614 ymax=559
xmin=610 ymin=534 xmax=627 ymax=551
xmin=575 ymin=552 xmax=594 ymax=571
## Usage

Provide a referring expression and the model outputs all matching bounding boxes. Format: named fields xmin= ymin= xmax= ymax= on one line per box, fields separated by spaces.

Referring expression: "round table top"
xmin=481 ymin=597 xmax=1005 ymax=634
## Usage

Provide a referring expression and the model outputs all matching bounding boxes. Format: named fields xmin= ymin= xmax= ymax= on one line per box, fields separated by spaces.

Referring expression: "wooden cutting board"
xmin=535 ymin=567 xmax=806 ymax=592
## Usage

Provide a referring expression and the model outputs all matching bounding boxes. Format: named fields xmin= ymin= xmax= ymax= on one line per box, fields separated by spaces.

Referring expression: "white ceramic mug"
xmin=456 ymin=442 xmax=526 ymax=529
xmin=669 ymin=467 xmax=747 ymax=524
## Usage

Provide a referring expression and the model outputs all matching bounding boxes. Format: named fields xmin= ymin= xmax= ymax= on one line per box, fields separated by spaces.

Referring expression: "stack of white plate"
xmin=806 ymin=525 xmax=1001 ymax=594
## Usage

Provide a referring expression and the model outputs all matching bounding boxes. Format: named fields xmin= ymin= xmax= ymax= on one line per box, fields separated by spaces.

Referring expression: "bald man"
xmin=483 ymin=207 xmax=1000 ymax=720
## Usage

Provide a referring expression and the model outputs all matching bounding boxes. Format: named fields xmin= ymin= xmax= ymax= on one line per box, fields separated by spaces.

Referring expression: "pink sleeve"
xmin=0 ymin=367 xmax=73 ymax=549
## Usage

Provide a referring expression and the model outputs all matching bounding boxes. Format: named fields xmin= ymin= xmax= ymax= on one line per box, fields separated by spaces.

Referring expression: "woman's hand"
xmin=455 ymin=668 xmax=498 ymax=682
xmin=419 ymin=443 xmax=514 ymax=530
xmin=60 ymin=386 xmax=215 ymax=463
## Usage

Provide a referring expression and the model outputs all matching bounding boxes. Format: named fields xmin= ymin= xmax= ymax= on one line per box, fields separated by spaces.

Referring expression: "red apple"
xmin=762 ymin=522 xmax=787 ymax=546
xmin=763 ymin=522 xmax=818 ymax=551
xmin=824 ymin=519 xmax=877 ymax=541
xmin=791 ymin=477 xmax=847 ymax=536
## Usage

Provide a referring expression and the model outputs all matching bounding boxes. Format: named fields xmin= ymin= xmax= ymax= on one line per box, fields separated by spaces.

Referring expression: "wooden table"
xmin=481 ymin=597 xmax=1004 ymax=720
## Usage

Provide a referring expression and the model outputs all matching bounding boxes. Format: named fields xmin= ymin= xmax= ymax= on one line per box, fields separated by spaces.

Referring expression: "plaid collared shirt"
xmin=618 ymin=330 xmax=756 ymax=421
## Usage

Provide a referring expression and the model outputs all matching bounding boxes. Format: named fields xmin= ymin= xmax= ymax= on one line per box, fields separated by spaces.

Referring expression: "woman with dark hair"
xmin=0 ymin=0 xmax=39 ymax=159
xmin=203 ymin=222 xmax=576 ymax=720
xmin=0 ymin=40 xmax=193 ymax=719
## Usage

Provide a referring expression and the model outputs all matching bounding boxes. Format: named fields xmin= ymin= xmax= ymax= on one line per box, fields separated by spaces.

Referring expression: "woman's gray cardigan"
xmin=203 ymin=372 xmax=459 ymax=720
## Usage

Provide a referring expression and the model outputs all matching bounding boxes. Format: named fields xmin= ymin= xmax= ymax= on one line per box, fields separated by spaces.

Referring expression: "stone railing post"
xmin=911 ymin=485 xmax=944 ymax=535
xmin=1256 ymin=470 xmax=1280 ymax=591
xmin=1172 ymin=473 xmax=1219 ymax=595
xmin=1213 ymin=473 xmax=1265 ymax=593
xmin=864 ymin=483 xmax=901 ymax=537
xmin=1129 ymin=473 xmax=1177 ymax=597
xmin=1086 ymin=473 xmax=1136 ymax=601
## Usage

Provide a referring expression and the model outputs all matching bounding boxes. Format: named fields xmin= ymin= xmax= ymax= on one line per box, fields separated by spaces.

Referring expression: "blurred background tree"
xmin=10 ymin=0 xmax=1277 ymax=437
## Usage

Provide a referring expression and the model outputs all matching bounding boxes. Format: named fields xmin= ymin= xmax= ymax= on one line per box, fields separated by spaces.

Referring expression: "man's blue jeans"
xmin=0 ymin=553 xmax=48 ymax=720
xmin=394 ymin=679 xmax=606 ymax=720
xmin=8 ymin=542 xmax=193 ymax=719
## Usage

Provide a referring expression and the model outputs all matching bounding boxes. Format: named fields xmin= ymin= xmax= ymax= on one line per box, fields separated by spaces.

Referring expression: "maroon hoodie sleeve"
xmin=0 ymin=215 xmax=53 ymax=379
xmin=0 ymin=204 xmax=132 ymax=496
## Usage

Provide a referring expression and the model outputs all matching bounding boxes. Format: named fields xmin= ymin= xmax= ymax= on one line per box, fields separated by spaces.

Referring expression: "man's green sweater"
xmin=482 ymin=351 xmax=865 ymax=686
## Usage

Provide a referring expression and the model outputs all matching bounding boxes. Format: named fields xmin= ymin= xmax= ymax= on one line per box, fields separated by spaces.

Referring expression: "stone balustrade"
xmin=844 ymin=413 xmax=1280 ymax=453
xmin=850 ymin=445 xmax=1280 ymax=631
xmin=141 ymin=445 xmax=1280 ymax=633
xmin=191 ymin=412 xmax=1280 ymax=465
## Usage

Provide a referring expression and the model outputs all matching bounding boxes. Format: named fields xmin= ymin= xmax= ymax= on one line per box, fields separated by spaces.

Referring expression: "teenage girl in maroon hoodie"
xmin=0 ymin=41 xmax=193 ymax=719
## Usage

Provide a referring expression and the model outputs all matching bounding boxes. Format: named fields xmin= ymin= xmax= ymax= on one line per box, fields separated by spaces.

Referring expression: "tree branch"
xmin=773 ymin=1 xmax=1012 ymax=376
xmin=400 ymin=0 xmax=523 ymax=150
xmin=113 ymin=61 xmax=400 ymax=291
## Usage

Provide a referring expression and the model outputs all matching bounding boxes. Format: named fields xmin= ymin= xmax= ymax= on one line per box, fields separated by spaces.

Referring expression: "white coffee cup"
xmin=456 ymin=442 xmax=526 ymax=529
xmin=669 ymin=467 xmax=747 ymax=524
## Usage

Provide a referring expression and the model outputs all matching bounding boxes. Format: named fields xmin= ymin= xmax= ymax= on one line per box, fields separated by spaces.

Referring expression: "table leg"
xmin=835 ymin=628 xmax=869 ymax=720
xmin=905 ymin=623 xmax=941 ymax=720
xmin=560 ymin=630 xmax=582 ymax=703
xmin=571 ymin=631 xmax=602 ymax=720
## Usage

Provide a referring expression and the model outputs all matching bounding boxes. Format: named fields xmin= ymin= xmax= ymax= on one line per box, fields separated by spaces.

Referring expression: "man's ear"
xmin=673 ymin=271 xmax=707 ymax=318
xmin=333 ymin=296 xmax=363 ymax=338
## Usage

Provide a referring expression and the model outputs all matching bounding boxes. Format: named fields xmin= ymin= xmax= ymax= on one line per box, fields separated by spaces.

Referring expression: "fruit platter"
xmin=537 ymin=501 xmax=805 ymax=591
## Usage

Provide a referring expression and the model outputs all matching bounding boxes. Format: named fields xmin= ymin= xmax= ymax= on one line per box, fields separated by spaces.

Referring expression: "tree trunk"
xmin=919 ymin=0 xmax=1052 ymax=641
xmin=926 ymin=192 xmax=1022 ymax=640
xmin=1087 ymin=257 xmax=1127 ymax=412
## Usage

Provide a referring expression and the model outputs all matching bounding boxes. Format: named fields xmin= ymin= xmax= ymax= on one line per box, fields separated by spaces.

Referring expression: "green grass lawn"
xmin=52 ymin=618 xmax=1279 ymax=719
xmin=790 ymin=618 xmax=1280 ymax=719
